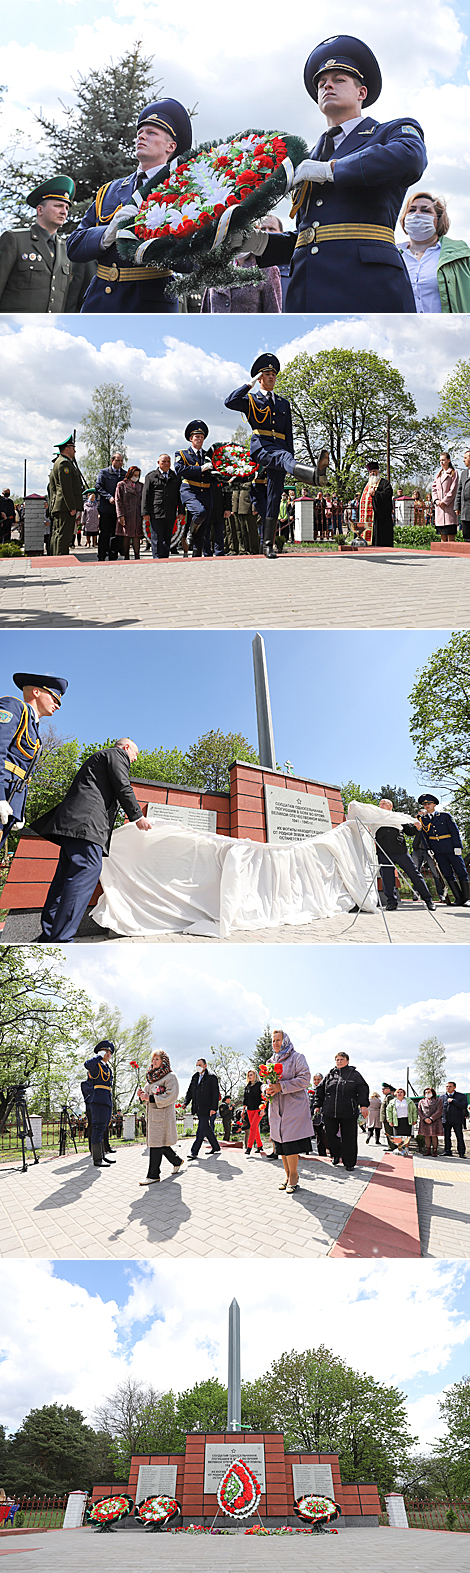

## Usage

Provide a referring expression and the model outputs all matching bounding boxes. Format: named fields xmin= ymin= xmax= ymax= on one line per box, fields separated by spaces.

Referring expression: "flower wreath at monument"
xmin=210 ymin=443 xmax=258 ymax=481
xmin=293 ymin=1493 xmax=342 ymax=1532
xmin=217 ymin=1458 xmax=262 ymax=1518
xmin=116 ymin=130 xmax=307 ymax=294
xmin=89 ymin=1494 xmax=133 ymax=1532
xmin=135 ymin=1494 xmax=181 ymax=1531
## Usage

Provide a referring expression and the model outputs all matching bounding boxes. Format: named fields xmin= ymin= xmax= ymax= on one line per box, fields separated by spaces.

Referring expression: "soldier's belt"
xmin=295 ymin=223 xmax=396 ymax=249
xmin=252 ymin=429 xmax=285 ymax=439
xmin=5 ymin=760 xmax=27 ymax=780
xmin=96 ymin=263 xmax=174 ymax=282
xmin=180 ymin=479 xmax=211 ymax=490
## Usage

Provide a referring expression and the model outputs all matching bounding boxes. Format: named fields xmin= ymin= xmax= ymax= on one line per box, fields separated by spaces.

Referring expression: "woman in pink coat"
xmin=432 ymin=453 xmax=458 ymax=542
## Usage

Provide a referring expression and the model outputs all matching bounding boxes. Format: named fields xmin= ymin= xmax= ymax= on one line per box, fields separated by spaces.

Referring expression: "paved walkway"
xmin=0 ymin=1526 xmax=468 ymax=1572
xmin=1 ymin=552 xmax=469 ymax=628
xmin=414 ymin=1156 xmax=470 ymax=1257
xmin=3 ymin=905 xmax=469 ymax=946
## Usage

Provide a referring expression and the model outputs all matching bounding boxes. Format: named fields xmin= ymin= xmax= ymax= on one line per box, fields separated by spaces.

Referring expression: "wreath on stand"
xmin=135 ymin=1494 xmax=181 ymax=1531
xmin=89 ymin=1494 xmax=134 ymax=1532
xmin=116 ymin=129 xmax=307 ymax=297
xmin=293 ymin=1493 xmax=342 ymax=1532
xmin=217 ymin=1458 xmax=262 ymax=1520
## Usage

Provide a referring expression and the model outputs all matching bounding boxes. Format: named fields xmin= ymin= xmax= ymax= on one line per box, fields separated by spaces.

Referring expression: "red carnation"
xmin=226 ymin=195 xmax=240 ymax=207
xmin=274 ymin=1063 xmax=283 ymax=1074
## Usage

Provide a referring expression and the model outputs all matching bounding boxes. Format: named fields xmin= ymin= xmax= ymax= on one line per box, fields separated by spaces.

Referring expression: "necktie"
xmin=320 ymin=126 xmax=343 ymax=161
xmin=134 ymin=171 xmax=146 ymax=191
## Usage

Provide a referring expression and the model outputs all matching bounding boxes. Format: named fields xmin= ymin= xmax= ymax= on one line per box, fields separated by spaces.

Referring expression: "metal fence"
xmin=2 ymin=1495 xmax=67 ymax=1529
xmin=380 ymin=1498 xmax=470 ymax=1532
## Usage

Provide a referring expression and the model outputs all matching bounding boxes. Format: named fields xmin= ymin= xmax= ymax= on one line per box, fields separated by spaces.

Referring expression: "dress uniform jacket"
xmin=0 ymin=696 xmax=42 ymax=845
xmin=31 ymin=745 xmax=144 ymax=855
xmin=259 ymin=117 xmax=427 ymax=312
xmin=417 ymin=811 xmax=467 ymax=884
xmin=0 ymin=225 xmax=72 ymax=312
xmin=174 ymin=446 xmax=213 ymax=521
xmin=224 ymin=386 xmax=294 ymax=469
xmin=49 ymin=453 xmax=84 ymax=521
xmin=66 ymin=168 xmax=179 ymax=313
xmin=84 ymin=1056 xmax=113 ymax=1113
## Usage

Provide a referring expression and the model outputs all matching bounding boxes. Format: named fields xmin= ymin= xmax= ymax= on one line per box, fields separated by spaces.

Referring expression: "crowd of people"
xmin=81 ymin=1038 xmax=468 ymax=1188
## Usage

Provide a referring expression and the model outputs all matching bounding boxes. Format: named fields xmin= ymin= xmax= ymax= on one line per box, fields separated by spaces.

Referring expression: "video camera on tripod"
xmin=0 ymin=1082 xmax=39 ymax=1173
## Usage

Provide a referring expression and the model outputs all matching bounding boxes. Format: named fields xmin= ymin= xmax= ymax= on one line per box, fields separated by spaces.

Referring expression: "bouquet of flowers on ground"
xmin=116 ymin=129 xmax=307 ymax=295
xmin=211 ymin=443 xmax=258 ymax=480
xmin=258 ymin=1059 xmax=284 ymax=1100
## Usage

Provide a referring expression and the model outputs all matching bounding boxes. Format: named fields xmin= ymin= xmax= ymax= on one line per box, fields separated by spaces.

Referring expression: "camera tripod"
xmin=59 ymin=1104 xmax=78 ymax=1157
xmin=0 ymin=1084 xmax=39 ymax=1173
xmin=339 ymin=814 xmax=446 ymax=943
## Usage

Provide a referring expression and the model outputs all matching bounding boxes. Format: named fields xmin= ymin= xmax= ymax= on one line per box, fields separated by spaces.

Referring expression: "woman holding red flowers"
xmin=138 ymin=1050 xmax=183 ymax=1183
xmin=266 ymin=1029 xmax=313 ymax=1194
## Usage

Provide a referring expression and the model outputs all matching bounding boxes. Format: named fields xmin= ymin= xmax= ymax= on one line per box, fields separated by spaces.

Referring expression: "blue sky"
xmin=0 ymin=628 xmax=453 ymax=797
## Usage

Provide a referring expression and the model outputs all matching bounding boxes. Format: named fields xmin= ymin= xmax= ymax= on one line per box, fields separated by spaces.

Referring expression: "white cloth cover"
xmin=91 ymin=814 xmax=384 ymax=939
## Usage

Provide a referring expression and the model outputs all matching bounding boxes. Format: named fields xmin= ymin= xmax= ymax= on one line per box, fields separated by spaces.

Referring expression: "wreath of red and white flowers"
xmin=89 ymin=1495 xmax=131 ymax=1524
xmin=217 ymin=1458 xmax=261 ymax=1519
xmin=294 ymin=1493 xmax=341 ymax=1526
xmin=132 ymin=134 xmax=288 ymax=249
xmin=211 ymin=443 xmax=258 ymax=481
xmin=137 ymin=1494 xmax=180 ymax=1525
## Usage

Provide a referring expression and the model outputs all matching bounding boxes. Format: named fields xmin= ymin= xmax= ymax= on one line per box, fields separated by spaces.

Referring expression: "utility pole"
xmin=386 ymin=413 xmax=391 ymax=482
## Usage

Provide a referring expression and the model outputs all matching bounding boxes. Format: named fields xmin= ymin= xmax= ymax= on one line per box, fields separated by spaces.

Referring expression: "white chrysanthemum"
xmin=143 ymin=202 xmax=167 ymax=230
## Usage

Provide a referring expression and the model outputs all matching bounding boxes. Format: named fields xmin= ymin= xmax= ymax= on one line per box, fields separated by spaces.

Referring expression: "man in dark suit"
xmin=0 ymin=176 xmax=75 ymax=313
xmin=142 ymin=455 xmax=180 ymax=558
xmin=95 ymin=454 xmax=127 ymax=560
xmin=455 ymin=450 xmax=470 ymax=541
xmin=31 ymin=738 xmax=152 ymax=942
xmin=374 ymin=798 xmax=435 ymax=911
xmin=442 ymin=1082 xmax=467 ymax=1158
xmin=235 ymin=35 xmax=426 ymax=312
xmin=184 ymin=1058 xmax=221 ymax=1158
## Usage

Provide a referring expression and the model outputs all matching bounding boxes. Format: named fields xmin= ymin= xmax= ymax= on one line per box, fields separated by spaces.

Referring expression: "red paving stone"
xmin=330 ymin=1154 xmax=421 ymax=1258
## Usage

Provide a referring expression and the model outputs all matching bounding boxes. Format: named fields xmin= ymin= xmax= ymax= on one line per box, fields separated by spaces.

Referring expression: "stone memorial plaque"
xmin=385 ymin=1493 xmax=408 ymax=1527
xmin=292 ymin=1463 xmax=334 ymax=1500
xmin=147 ymin=802 xmax=217 ymax=834
xmin=136 ymin=1464 xmax=178 ymax=1503
xmin=204 ymin=1442 xmax=265 ymax=1493
xmin=24 ymin=496 xmax=47 ymax=555
xmin=264 ymin=784 xmax=332 ymax=843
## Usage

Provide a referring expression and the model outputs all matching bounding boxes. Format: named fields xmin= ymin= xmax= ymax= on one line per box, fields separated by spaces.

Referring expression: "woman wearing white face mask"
xmin=398 ymin=191 xmax=470 ymax=313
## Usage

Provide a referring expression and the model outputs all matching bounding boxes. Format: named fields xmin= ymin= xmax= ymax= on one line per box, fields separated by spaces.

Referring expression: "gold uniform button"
xmin=105 ymin=286 xmax=112 ymax=294
xmin=311 ymin=245 xmax=319 ymax=254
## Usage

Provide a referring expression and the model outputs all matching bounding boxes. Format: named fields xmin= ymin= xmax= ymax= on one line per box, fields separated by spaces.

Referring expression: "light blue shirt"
xmin=400 ymin=240 xmax=442 ymax=313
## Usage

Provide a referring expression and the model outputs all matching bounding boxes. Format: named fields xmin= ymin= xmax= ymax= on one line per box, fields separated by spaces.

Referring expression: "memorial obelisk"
xmin=252 ymin=633 xmax=276 ymax=771
xmin=227 ymin=1297 xmax=241 ymax=1432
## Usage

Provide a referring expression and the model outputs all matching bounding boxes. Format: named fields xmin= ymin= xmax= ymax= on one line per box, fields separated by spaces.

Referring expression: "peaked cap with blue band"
xmin=13 ymin=673 xmax=68 ymax=704
xmin=251 ymin=353 xmax=281 ymax=377
xmin=185 ymin=419 xmax=209 ymax=440
xmin=304 ymin=35 xmax=382 ymax=109
xmin=137 ymin=99 xmax=192 ymax=157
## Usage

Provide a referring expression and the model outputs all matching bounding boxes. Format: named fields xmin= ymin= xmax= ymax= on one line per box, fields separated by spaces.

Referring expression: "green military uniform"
xmin=230 ymin=477 xmax=261 ymax=555
xmin=0 ymin=176 xmax=75 ymax=314
xmin=48 ymin=441 xmax=84 ymax=555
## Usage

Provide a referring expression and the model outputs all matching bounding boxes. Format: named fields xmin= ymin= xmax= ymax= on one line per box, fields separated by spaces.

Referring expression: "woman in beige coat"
xmin=432 ymin=454 xmax=458 ymax=542
xmin=138 ymin=1051 xmax=183 ymax=1184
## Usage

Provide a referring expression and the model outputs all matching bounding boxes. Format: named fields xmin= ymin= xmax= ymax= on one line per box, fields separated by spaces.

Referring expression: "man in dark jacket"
xmin=314 ymin=1052 xmax=369 ymax=1169
xmin=184 ymin=1057 xmax=221 ymax=1158
xmin=142 ymin=455 xmax=180 ymax=558
xmin=375 ymin=798 xmax=435 ymax=911
xmin=95 ymin=454 xmax=126 ymax=561
xmin=455 ymin=451 xmax=470 ymax=542
xmin=31 ymin=738 xmax=151 ymax=942
xmin=442 ymin=1082 xmax=467 ymax=1158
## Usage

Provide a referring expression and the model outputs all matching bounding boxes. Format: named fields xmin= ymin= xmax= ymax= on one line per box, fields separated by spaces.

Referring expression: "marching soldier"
xmin=175 ymin=421 xmax=215 ymax=557
xmin=0 ymin=177 xmax=75 ymax=313
xmin=48 ymin=436 xmax=84 ymax=555
xmin=0 ymin=672 xmax=68 ymax=849
xmin=225 ymin=352 xmax=328 ymax=558
xmin=236 ymin=35 xmax=427 ymax=312
xmin=66 ymin=98 xmax=192 ymax=313
xmin=84 ymin=1041 xmax=116 ymax=1169
xmin=416 ymin=794 xmax=470 ymax=906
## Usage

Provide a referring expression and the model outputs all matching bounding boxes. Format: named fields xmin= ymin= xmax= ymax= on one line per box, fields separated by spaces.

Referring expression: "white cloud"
xmin=1 ymin=1259 xmax=469 ymax=1443
xmin=2 ymin=313 xmax=470 ymax=493
xmin=304 ymin=990 xmax=470 ymax=1091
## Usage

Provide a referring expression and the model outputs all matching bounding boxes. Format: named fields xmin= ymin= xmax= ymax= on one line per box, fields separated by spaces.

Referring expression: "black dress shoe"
xmin=332 ymin=1156 xmax=340 ymax=1166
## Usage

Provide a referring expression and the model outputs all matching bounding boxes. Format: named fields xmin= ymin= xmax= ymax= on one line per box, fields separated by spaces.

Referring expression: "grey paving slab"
xmin=2 ymin=1526 xmax=469 ymax=1573
xmin=0 ymin=1138 xmax=388 ymax=1260
xmin=1 ymin=552 xmax=470 ymax=628
xmin=414 ymin=1156 xmax=470 ymax=1257
xmin=3 ymin=905 xmax=469 ymax=946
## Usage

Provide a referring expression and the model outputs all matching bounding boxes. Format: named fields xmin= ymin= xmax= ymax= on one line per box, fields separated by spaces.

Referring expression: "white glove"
xmin=454 ymin=848 xmax=462 ymax=856
xmin=236 ymin=229 xmax=269 ymax=257
xmin=201 ymin=462 xmax=212 ymax=473
xmin=0 ymin=799 xmax=14 ymax=826
xmin=292 ymin=159 xmax=334 ymax=186
xmin=101 ymin=202 xmax=141 ymax=249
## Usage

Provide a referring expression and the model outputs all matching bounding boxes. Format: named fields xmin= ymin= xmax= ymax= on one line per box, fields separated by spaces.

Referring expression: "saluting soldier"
xmin=237 ymin=35 xmax=427 ymax=312
xmin=0 ymin=177 xmax=75 ymax=313
xmin=83 ymin=1041 xmax=116 ymax=1169
xmin=225 ymin=353 xmax=328 ymax=558
xmin=48 ymin=436 xmax=84 ymax=555
xmin=416 ymin=794 xmax=470 ymax=907
xmin=0 ymin=671 xmax=67 ymax=849
xmin=67 ymin=98 xmax=192 ymax=313
xmin=175 ymin=421 xmax=215 ymax=557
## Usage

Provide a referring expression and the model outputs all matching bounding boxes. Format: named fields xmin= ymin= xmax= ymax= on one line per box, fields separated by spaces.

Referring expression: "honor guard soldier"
xmin=84 ymin=1041 xmax=116 ymax=1169
xmin=175 ymin=422 xmax=216 ymax=556
xmin=416 ymin=794 xmax=470 ymax=907
xmin=0 ymin=177 xmax=75 ymax=313
xmin=67 ymin=98 xmax=192 ymax=313
xmin=48 ymin=436 xmax=84 ymax=555
xmin=225 ymin=353 xmax=328 ymax=558
xmin=0 ymin=672 xmax=67 ymax=849
xmin=237 ymin=35 xmax=427 ymax=312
